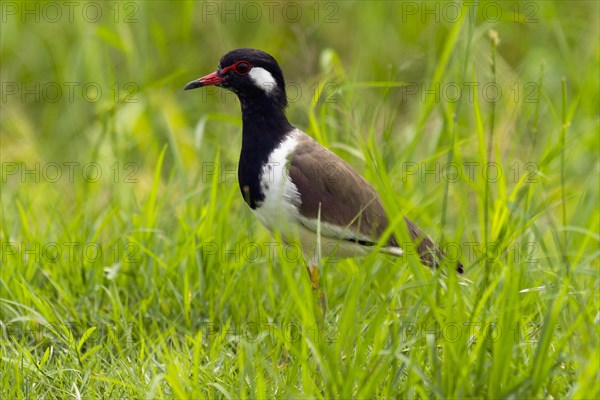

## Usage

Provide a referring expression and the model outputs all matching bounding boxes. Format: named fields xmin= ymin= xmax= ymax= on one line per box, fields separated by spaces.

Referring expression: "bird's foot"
xmin=307 ymin=265 xmax=327 ymax=319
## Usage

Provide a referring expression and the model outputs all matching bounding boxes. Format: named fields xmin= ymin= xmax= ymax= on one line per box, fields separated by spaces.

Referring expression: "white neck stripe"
xmin=248 ymin=67 xmax=277 ymax=94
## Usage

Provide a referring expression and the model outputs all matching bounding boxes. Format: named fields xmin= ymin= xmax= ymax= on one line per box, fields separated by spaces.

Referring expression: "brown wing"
xmin=288 ymin=132 xmax=464 ymax=273
xmin=287 ymin=133 xmax=396 ymax=246
xmin=404 ymin=216 xmax=464 ymax=273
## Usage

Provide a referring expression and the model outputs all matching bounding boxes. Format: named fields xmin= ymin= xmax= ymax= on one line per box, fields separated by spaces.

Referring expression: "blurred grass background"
xmin=1 ymin=1 xmax=599 ymax=398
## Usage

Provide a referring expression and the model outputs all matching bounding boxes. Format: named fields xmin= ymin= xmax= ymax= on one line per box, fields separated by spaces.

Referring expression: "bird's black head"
xmin=184 ymin=48 xmax=287 ymax=108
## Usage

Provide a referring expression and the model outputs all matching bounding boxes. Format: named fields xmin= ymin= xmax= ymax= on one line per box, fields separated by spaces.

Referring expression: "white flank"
xmin=252 ymin=131 xmax=301 ymax=238
xmin=248 ymin=67 xmax=277 ymax=94
xmin=297 ymin=216 xmax=403 ymax=257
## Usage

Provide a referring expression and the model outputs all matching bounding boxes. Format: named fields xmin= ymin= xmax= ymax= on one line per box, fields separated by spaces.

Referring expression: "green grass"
xmin=1 ymin=1 xmax=599 ymax=398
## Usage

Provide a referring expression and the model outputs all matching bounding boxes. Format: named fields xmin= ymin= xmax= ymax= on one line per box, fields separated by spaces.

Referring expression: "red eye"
xmin=234 ymin=61 xmax=251 ymax=75
xmin=221 ymin=60 xmax=252 ymax=76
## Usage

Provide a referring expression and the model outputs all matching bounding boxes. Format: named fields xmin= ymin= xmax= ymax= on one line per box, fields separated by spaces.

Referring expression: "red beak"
xmin=184 ymin=71 xmax=223 ymax=90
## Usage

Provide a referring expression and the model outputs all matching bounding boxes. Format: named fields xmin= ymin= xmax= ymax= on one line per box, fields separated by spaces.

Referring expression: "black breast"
xmin=236 ymin=97 xmax=294 ymax=209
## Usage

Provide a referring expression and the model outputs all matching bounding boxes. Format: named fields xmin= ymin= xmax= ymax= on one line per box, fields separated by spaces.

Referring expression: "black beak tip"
xmin=184 ymin=80 xmax=202 ymax=91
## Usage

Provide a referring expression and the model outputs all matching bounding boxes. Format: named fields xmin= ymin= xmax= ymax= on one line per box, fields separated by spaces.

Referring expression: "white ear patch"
xmin=248 ymin=67 xmax=277 ymax=94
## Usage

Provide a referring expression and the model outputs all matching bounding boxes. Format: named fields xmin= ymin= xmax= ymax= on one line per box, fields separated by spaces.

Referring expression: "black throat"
xmin=237 ymin=95 xmax=294 ymax=209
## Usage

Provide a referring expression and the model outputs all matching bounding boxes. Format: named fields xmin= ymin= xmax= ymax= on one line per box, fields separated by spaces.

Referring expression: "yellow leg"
xmin=306 ymin=262 xmax=326 ymax=316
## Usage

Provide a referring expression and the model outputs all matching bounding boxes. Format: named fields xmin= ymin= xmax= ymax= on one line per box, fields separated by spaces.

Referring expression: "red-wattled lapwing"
xmin=184 ymin=48 xmax=462 ymax=310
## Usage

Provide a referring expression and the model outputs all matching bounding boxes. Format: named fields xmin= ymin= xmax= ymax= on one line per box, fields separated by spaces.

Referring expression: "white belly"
xmin=251 ymin=132 xmax=302 ymax=241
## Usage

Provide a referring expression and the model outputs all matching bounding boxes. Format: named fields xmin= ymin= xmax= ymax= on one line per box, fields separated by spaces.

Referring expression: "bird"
xmin=184 ymin=48 xmax=463 ymax=310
